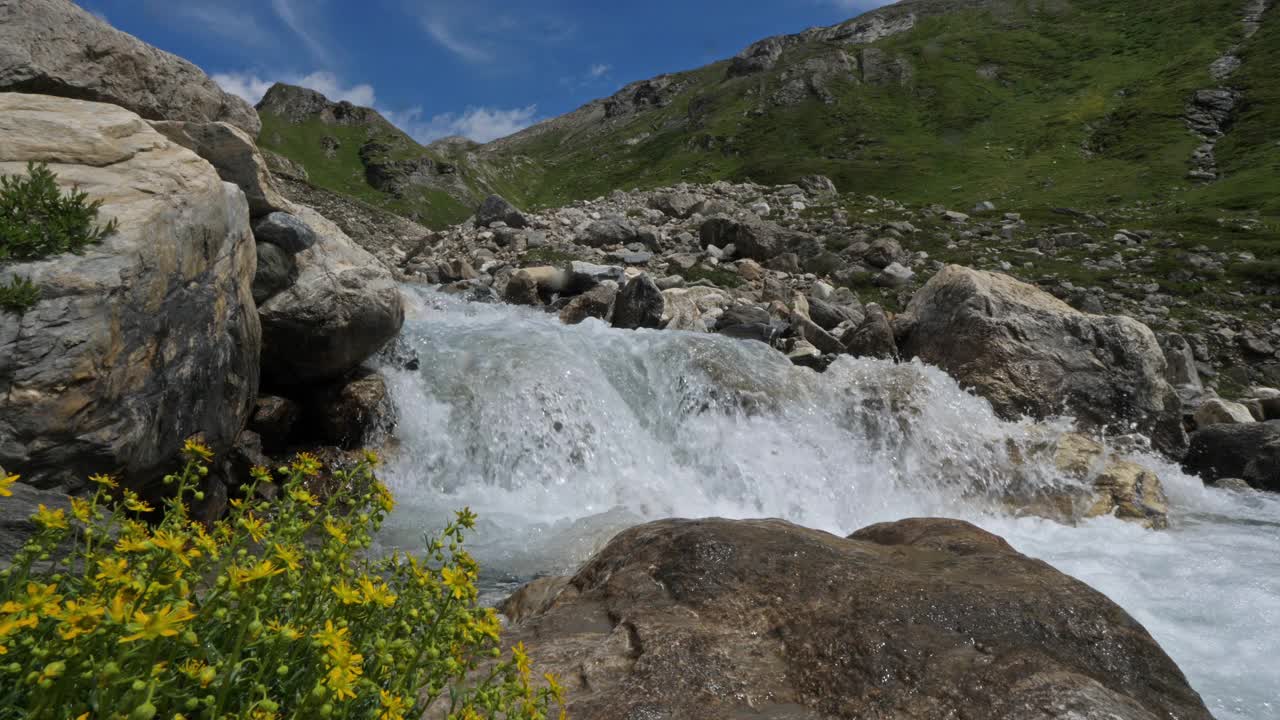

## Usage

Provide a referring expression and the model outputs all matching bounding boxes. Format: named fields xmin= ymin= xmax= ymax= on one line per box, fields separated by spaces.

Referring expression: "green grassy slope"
xmin=489 ymin=0 xmax=1270 ymax=213
xmin=256 ymin=105 xmax=475 ymax=229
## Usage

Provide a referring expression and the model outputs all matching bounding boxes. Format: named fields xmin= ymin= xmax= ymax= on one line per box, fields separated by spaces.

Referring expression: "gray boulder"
xmin=560 ymin=284 xmax=617 ymax=325
xmin=0 ymin=0 xmax=260 ymax=135
xmin=149 ymin=121 xmax=286 ymax=217
xmin=257 ymin=207 xmax=405 ymax=385
xmin=864 ymin=237 xmax=905 ymax=269
xmin=649 ymin=192 xmax=703 ymax=219
xmin=580 ymin=217 xmax=638 ymax=248
xmin=699 ymin=216 xmax=818 ymax=262
xmin=798 ymin=174 xmax=838 ymax=197
xmin=1184 ymin=422 xmax=1280 ymax=492
xmin=475 ymin=194 xmax=527 ymax=229
xmin=252 ymin=242 xmax=297 ymax=305
xmin=898 ymin=266 xmax=1186 ymax=455
xmin=0 ymin=94 xmax=260 ymax=491
xmin=843 ymin=303 xmax=898 ymax=360
xmin=252 ymin=212 xmax=318 ymax=254
xmin=612 ymin=276 xmax=665 ymax=330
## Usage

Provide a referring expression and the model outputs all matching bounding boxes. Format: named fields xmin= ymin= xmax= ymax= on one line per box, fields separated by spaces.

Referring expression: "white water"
xmin=379 ymin=288 xmax=1280 ymax=720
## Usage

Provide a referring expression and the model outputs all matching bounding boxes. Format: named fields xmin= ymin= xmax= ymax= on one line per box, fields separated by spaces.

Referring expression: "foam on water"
xmin=379 ymin=288 xmax=1280 ymax=720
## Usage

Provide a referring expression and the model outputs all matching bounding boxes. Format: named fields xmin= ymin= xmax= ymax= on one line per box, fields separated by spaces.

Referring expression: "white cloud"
xmin=213 ymin=70 xmax=376 ymax=107
xmin=386 ymin=105 xmax=540 ymax=144
xmin=588 ymin=63 xmax=612 ymax=79
xmin=270 ymin=0 xmax=329 ymax=61
xmin=422 ymin=18 xmax=493 ymax=63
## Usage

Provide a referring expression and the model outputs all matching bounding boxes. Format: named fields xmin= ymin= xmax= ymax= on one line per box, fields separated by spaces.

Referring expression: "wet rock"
xmin=898 ymin=266 xmax=1186 ymax=456
xmin=1184 ymin=422 xmax=1280 ymax=491
xmin=502 ymin=518 xmax=1212 ymax=720
xmin=560 ymin=284 xmax=617 ymax=325
xmin=250 ymin=395 xmax=300 ymax=450
xmin=309 ymin=369 xmax=393 ymax=449
xmin=842 ymin=303 xmax=897 ymax=360
xmin=257 ymin=206 xmax=405 ymax=385
xmin=807 ymin=296 xmax=861 ymax=332
xmin=1194 ymin=399 xmax=1256 ymax=428
xmin=503 ymin=270 xmax=542 ymax=306
xmin=611 ymin=275 xmax=665 ymax=330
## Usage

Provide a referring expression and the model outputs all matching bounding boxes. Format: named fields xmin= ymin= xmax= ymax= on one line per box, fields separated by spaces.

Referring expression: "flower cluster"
xmin=0 ymin=442 xmax=563 ymax=719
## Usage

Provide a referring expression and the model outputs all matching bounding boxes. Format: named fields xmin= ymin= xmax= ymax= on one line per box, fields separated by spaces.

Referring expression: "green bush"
xmin=0 ymin=162 xmax=118 ymax=314
xmin=0 ymin=443 xmax=563 ymax=720
xmin=0 ymin=276 xmax=40 ymax=314
xmin=0 ymin=162 xmax=116 ymax=263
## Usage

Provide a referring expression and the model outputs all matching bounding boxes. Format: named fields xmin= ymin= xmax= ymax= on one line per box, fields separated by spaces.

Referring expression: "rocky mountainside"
xmin=254 ymin=83 xmax=494 ymax=228
xmin=478 ymin=0 xmax=1279 ymax=221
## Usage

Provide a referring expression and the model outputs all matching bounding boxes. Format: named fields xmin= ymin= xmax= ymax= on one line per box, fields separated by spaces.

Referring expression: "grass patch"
xmin=682 ymin=265 xmax=743 ymax=288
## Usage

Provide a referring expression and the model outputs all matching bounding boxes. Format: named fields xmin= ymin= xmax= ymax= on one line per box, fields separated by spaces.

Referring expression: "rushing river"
xmin=377 ymin=287 xmax=1280 ymax=720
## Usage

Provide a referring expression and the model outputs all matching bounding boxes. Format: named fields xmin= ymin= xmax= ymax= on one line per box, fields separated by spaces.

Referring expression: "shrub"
xmin=0 ymin=276 xmax=40 ymax=314
xmin=0 ymin=162 xmax=117 ymax=263
xmin=0 ymin=443 xmax=562 ymax=720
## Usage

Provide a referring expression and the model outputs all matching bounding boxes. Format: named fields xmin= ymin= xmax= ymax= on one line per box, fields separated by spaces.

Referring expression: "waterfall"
xmin=378 ymin=287 xmax=1280 ymax=720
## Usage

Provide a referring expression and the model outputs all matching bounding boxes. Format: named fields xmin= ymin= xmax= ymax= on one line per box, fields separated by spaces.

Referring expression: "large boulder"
xmin=0 ymin=94 xmax=260 ymax=491
xmin=898 ymin=266 xmax=1186 ymax=455
xmin=1183 ymin=422 xmax=1280 ymax=491
xmin=0 ymin=0 xmax=260 ymax=136
xmin=149 ymin=121 xmax=287 ymax=218
xmin=257 ymin=206 xmax=404 ymax=386
xmin=611 ymin=276 xmax=665 ymax=330
xmin=475 ymin=194 xmax=527 ymax=229
xmin=699 ymin=216 xmax=819 ymax=261
xmin=503 ymin=518 xmax=1211 ymax=720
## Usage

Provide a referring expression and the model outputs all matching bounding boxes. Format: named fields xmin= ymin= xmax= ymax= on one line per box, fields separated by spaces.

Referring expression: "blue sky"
xmin=80 ymin=0 xmax=894 ymax=143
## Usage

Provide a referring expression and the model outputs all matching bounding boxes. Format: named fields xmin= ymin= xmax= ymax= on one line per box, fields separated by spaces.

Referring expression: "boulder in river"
xmin=257 ymin=206 xmax=404 ymax=386
xmin=0 ymin=93 xmax=260 ymax=492
xmin=502 ymin=517 xmax=1212 ymax=720
xmin=0 ymin=0 xmax=260 ymax=135
xmin=611 ymin=275 xmax=665 ymax=330
xmin=1183 ymin=422 xmax=1280 ymax=492
xmin=898 ymin=266 xmax=1186 ymax=456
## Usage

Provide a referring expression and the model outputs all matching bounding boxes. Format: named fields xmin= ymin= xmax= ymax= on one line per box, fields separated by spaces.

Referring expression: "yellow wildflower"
xmin=373 ymin=482 xmax=395 ymax=513
xmin=250 ymin=465 xmax=273 ymax=484
xmin=331 ymin=579 xmax=363 ymax=606
xmin=58 ymin=599 xmax=105 ymax=640
xmin=182 ymin=437 xmax=214 ymax=462
xmin=323 ymin=518 xmax=349 ymax=544
xmin=88 ymin=472 xmax=117 ymax=489
xmin=191 ymin=524 xmax=220 ymax=559
xmin=0 ymin=614 xmax=38 ymax=655
xmin=324 ymin=643 xmax=363 ymax=701
xmin=288 ymin=487 xmax=320 ymax=507
xmin=273 ymin=543 xmax=302 ymax=572
xmin=291 ymin=452 xmax=322 ymax=477
xmin=266 ymin=619 xmax=301 ymax=641
xmin=94 ymin=557 xmax=131 ymax=586
xmin=70 ymin=496 xmax=93 ymax=523
xmin=3 ymin=582 xmax=62 ymax=617
xmin=122 ymin=492 xmax=154 ymax=514
xmin=440 ymin=565 xmax=472 ymax=600
xmin=0 ymin=473 xmax=19 ymax=497
xmin=312 ymin=619 xmax=348 ymax=649
xmin=227 ymin=560 xmax=284 ymax=589
xmin=455 ymin=507 xmax=478 ymax=529
xmin=378 ymin=690 xmax=408 ymax=720
xmin=544 ymin=673 xmax=565 ymax=702
xmin=105 ymin=591 xmax=132 ymax=623
xmin=119 ymin=603 xmax=196 ymax=643
xmin=512 ymin=642 xmax=531 ymax=680
xmin=240 ymin=514 xmax=269 ymax=543
xmin=151 ymin=528 xmax=198 ymax=566
xmin=33 ymin=504 xmax=68 ymax=531
xmin=358 ymin=575 xmax=397 ymax=608
xmin=114 ymin=535 xmax=151 ymax=554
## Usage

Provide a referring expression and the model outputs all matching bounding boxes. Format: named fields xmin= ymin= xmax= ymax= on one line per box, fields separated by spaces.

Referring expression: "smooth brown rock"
xmin=504 ymin=518 xmax=1210 ymax=720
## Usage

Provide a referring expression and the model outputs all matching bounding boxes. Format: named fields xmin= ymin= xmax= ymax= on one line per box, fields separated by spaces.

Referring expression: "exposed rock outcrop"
xmin=503 ymin=517 xmax=1212 ymax=720
xmin=898 ymin=266 xmax=1186 ymax=455
xmin=1184 ymin=421 xmax=1280 ymax=491
xmin=150 ymin=121 xmax=288 ymax=217
xmin=0 ymin=94 xmax=260 ymax=491
xmin=0 ymin=0 xmax=259 ymax=135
